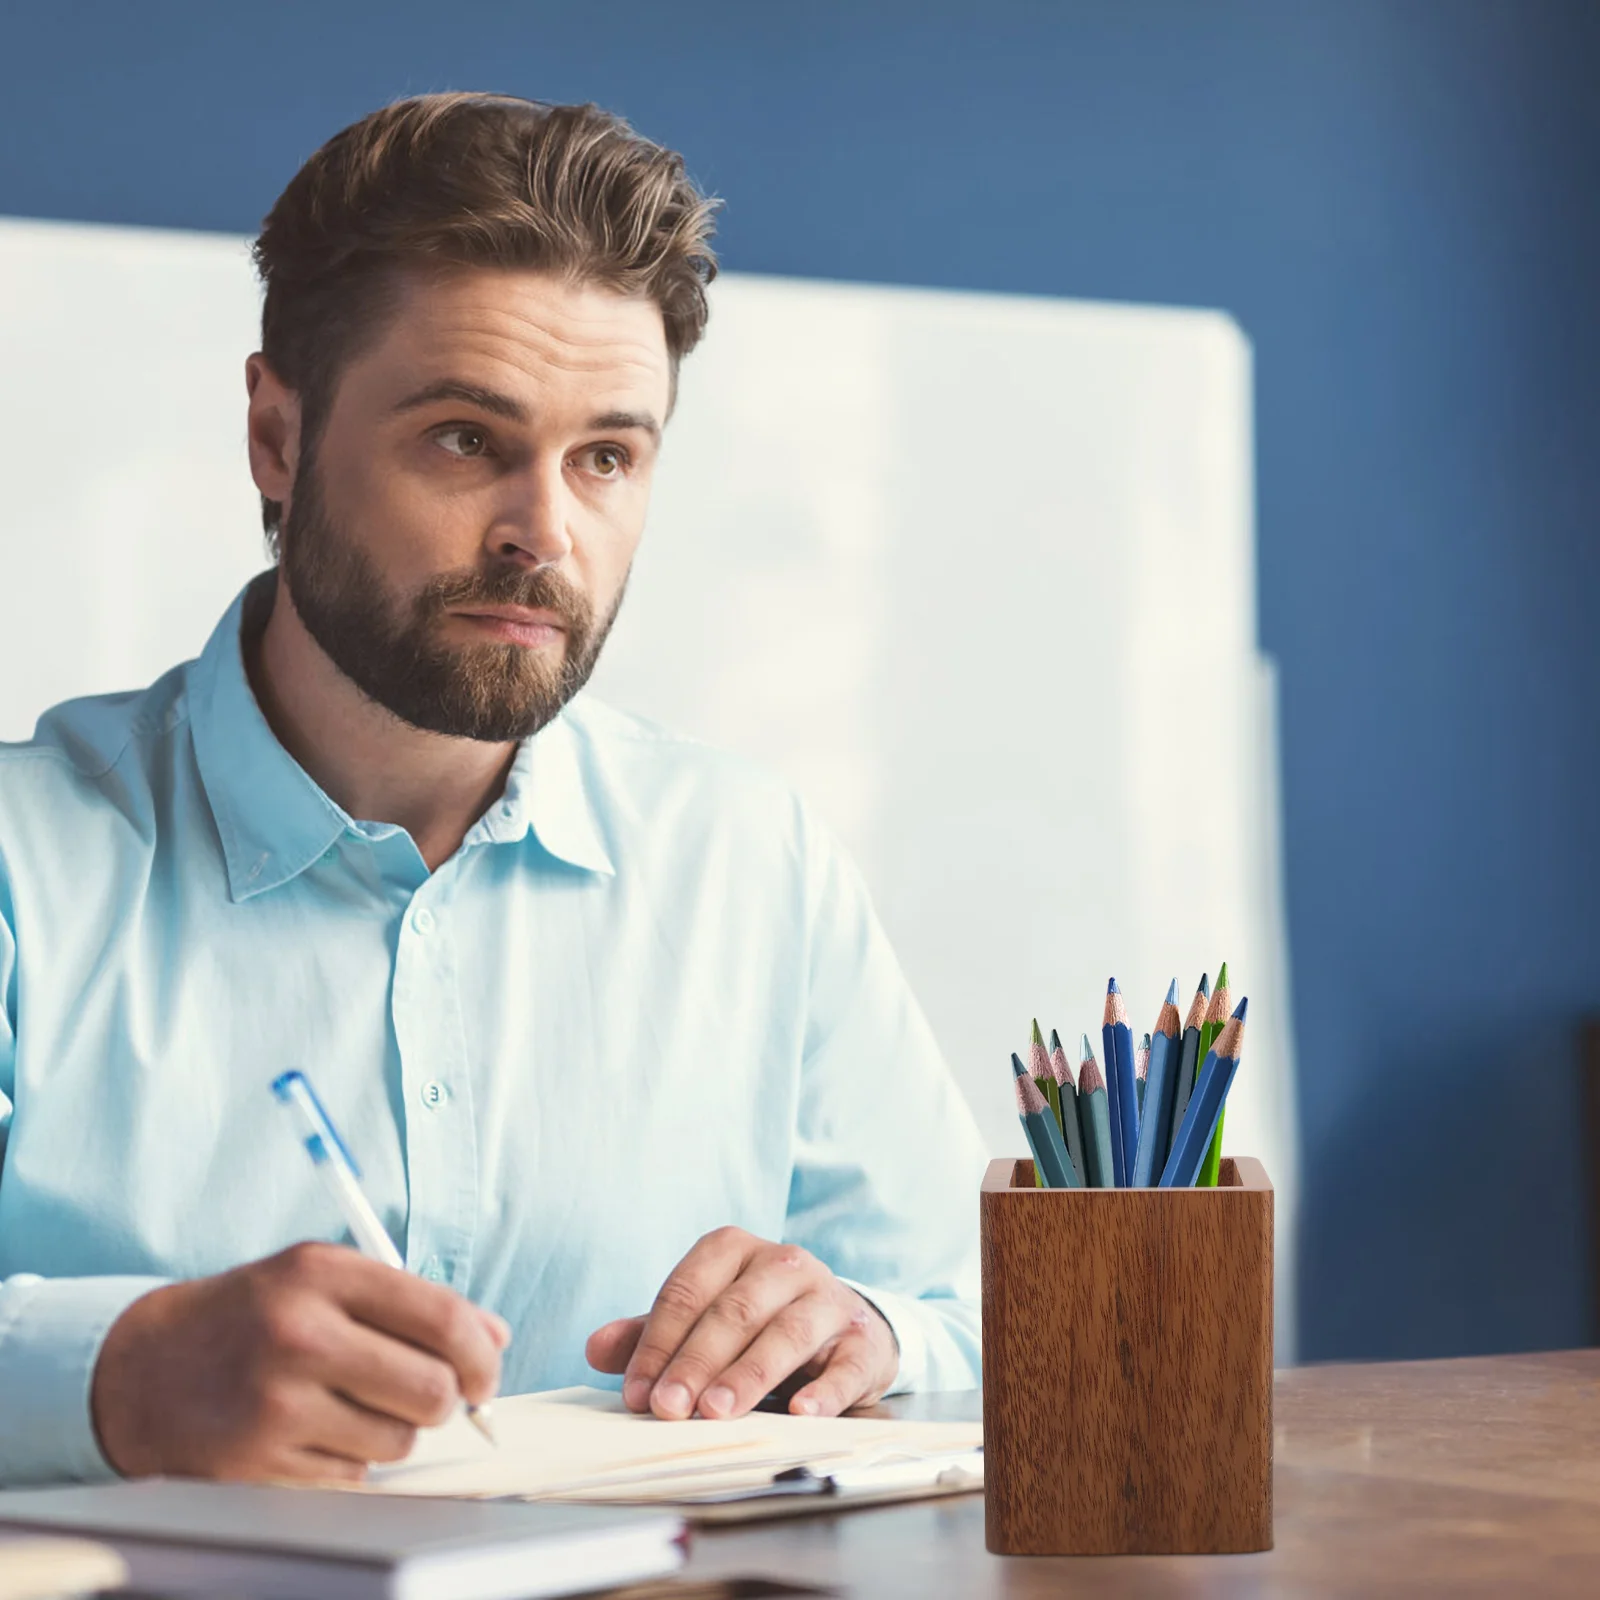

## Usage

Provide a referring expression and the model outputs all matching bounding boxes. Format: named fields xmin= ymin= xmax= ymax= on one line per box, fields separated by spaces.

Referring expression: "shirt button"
xmin=412 ymin=907 xmax=436 ymax=935
xmin=420 ymin=1079 xmax=449 ymax=1110
xmin=499 ymin=801 xmax=516 ymax=821
xmin=421 ymin=1257 xmax=446 ymax=1283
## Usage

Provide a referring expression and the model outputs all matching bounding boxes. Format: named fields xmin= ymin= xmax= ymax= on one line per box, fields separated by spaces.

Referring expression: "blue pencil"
xmin=1130 ymin=980 xmax=1182 ymax=1186
xmin=1167 ymin=973 xmax=1210 ymax=1163
xmin=1012 ymin=1053 xmax=1077 ymax=1188
xmin=1159 ymin=997 xmax=1248 ymax=1188
xmin=1102 ymin=979 xmax=1138 ymax=1187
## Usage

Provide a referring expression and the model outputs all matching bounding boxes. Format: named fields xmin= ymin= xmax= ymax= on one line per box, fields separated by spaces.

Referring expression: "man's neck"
xmin=244 ymin=573 xmax=517 ymax=872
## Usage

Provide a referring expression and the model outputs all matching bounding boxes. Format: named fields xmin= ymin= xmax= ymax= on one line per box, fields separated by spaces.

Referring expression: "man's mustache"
xmin=420 ymin=566 xmax=591 ymax=631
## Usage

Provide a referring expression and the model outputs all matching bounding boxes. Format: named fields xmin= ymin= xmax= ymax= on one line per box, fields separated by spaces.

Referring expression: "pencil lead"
xmin=1080 ymin=1033 xmax=1095 ymax=1060
xmin=1010 ymin=1051 xmax=1028 ymax=1078
xmin=1199 ymin=972 xmax=1211 ymax=996
xmin=1216 ymin=960 xmax=1229 ymax=989
xmin=1233 ymin=996 xmax=1248 ymax=1021
xmin=1107 ymin=976 xmax=1121 ymax=994
xmin=1076 ymin=1035 xmax=1105 ymax=1095
xmin=1030 ymin=1017 xmax=1044 ymax=1046
xmin=1048 ymin=1030 xmax=1075 ymax=1089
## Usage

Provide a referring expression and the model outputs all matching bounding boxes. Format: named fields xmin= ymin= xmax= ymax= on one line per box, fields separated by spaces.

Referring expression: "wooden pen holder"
xmin=980 ymin=1155 xmax=1274 ymax=1555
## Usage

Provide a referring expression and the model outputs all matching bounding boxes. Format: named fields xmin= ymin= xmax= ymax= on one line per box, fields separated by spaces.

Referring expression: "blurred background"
xmin=0 ymin=0 xmax=1596 ymax=1365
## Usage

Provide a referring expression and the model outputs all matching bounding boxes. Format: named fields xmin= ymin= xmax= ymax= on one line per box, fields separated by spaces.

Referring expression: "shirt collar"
xmin=190 ymin=573 xmax=615 ymax=903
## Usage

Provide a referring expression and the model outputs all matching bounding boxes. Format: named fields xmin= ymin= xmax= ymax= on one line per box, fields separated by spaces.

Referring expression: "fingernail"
xmin=702 ymin=1384 xmax=734 ymax=1417
xmin=623 ymin=1376 xmax=650 ymax=1409
xmin=793 ymin=1395 xmax=820 ymax=1416
xmin=486 ymin=1313 xmax=513 ymax=1349
xmin=655 ymin=1381 xmax=692 ymax=1418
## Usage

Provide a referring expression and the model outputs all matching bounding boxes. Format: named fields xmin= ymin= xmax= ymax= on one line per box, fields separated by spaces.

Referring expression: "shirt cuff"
xmin=0 ymin=1274 xmax=171 ymax=1485
xmin=837 ymin=1278 xmax=983 ymax=1397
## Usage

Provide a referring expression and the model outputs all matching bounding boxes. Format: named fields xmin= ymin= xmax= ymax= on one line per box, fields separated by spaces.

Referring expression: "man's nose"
xmin=484 ymin=463 xmax=573 ymax=570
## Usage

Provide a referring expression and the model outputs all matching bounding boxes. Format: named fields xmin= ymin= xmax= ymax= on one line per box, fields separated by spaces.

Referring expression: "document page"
xmin=364 ymin=1387 xmax=982 ymax=1502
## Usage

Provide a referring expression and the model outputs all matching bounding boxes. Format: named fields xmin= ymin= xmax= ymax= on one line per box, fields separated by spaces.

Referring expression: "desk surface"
xmin=680 ymin=1349 xmax=1600 ymax=1598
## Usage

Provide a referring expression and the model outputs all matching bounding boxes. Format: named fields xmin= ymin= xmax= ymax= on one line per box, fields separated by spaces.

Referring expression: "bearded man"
xmin=0 ymin=93 xmax=985 ymax=1486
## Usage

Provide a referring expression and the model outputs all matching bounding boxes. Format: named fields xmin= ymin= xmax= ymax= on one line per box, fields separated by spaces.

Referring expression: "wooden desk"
xmin=680 ymin=1350 xmax=1600 ymax=1597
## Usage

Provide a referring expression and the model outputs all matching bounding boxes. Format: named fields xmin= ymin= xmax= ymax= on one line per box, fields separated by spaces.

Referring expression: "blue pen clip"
xmin=271 ymin=1069 xmax=362 ymax=1178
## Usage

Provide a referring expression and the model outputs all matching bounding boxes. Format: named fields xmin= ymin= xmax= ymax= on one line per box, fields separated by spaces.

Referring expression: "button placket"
xmin=393 ymin=887 xmax=480 ymax=1293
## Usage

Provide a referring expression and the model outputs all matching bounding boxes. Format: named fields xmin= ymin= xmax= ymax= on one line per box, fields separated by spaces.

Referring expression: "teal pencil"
xmin=1013 ymin=1054 xmax=1077 ymax=1188
xmin=1166 ymin=974 xmax=1210 ymax=1164
xmin=1047 ymin=1028 xmax=1087 ymax=1188
xmin=1076 ymin=1034 xmax=1115 ymax=1189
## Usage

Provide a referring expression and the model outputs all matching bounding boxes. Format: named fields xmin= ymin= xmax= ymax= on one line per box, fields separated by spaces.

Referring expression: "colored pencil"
xmin=1130 ymin=980 xmax=1182 ymax=1187
xmin=1160 ymin=997 xmax=1248 ymax=1187
xmin=1135 ymin=1033 xmax=1151 ymax=1116
xmin=1196 ymin=962 xmax=1232 ymax=1188
xmin=1076 ymin=1034 xmax=1115 ymax=1189
xmin=1013 ymin=1053 xmax=1077 ymax=1188
xmin=1048 ymin=1027 xmax=1088 ymax=1188
xmin=1102 ymin=979 xmax=1138 ymax=1187
xmin=1166 ymin=973 xmax=1209 ymax=1163
xmin=1030 ymin=1017 xmax=1061 ymax=1128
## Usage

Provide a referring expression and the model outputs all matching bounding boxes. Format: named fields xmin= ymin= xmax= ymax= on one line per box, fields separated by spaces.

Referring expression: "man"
xmin=0 ymin=93 xmax=986 ymax=1486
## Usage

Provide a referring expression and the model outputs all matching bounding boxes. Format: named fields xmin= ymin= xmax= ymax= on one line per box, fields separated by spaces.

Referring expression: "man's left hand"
xmin=584 ymin=1228 xmax=900 ymax=1420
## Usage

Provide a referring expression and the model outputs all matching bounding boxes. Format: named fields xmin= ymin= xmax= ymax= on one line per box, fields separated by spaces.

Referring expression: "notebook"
xmin=0 ymin=1480 xmax=685 ymax=1600
xmin=363 ymin=1385 xmax=984 ymax=1517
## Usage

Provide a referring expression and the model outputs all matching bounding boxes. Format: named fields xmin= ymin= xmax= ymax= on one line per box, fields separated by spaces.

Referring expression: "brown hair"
xmin=252 ymin=93 xmax=719 ymax=545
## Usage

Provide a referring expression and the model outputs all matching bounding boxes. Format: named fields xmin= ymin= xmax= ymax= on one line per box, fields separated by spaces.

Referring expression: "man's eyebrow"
xmin=389 ymin=386 xmax=660 ymax=443
xmin=589 ymin=409 xmax=661 ymax=443
xmin=390 ymin=380 xmax=529 ymax=423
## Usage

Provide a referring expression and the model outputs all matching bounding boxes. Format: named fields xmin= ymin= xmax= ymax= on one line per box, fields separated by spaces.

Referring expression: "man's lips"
xmin=452 ymin=607 xmax=569 ymax=646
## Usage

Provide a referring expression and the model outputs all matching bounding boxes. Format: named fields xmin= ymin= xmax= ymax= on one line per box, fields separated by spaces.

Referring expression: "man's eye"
xmin=589 ymin=446 xmax=626 ymax=478
xmin=436 ymin=427 xmax=489 ymax=458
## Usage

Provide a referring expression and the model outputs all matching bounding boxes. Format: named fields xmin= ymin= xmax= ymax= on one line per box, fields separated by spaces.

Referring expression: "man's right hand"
xmin=90 ymin=1242 xmax=510 ymax=1482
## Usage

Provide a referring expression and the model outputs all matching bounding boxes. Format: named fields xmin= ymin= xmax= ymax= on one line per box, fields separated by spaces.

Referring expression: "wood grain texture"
xmin=682 ymin=1351 xmax=1600 ymax=1597
xmin=979 ymin=1153 xmax=1273 ymax=1553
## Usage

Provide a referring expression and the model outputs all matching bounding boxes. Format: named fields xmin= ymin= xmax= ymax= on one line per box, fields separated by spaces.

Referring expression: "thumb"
xmin=585 ymin=1316 xmax=647 ymax=1374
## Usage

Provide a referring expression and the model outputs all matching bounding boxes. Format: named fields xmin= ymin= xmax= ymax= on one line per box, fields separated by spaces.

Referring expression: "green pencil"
xmin=1196 ymin=962 xmax=1232 ymax=1187
xmin=1030 ymin=1018 xmax=1062 ymax=1129
xmin=1048 ymin=1027 xmax=1088 ymax=1188
xmin=1076 ymin=1034 xmax=1115 ymax=1189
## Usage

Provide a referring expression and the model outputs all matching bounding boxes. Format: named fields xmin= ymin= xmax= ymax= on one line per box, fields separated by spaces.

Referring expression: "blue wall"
xmin=3 ymin=0 xmax=1597 ymax=1360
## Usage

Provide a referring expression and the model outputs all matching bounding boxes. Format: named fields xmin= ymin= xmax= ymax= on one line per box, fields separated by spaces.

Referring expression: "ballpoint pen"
xmin=271 ymin=1070 xmax=498 ymax=1446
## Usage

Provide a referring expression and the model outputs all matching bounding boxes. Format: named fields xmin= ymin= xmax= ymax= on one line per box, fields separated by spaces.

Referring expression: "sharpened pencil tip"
xmin=1233 ymin=996 xmax=1248 ymax=1021
xmin=1165 ymin=977 xmax=1179 ymax=1004
xmin=1011 ymin=1052 xmax=1028 ymax=1077
xmin=1107 ymin=976 xmax=1121 ymax=994
xmin=1080 ymin=1033 xmax=1095 ymax=1060
xmin=1216 ymin=960 xmax=1229 ymax=987
xmin=1199 ymin=972 xmax=1211 ymax=996
xmin=468 ymin=1405 xmax=498 ymax=1447
xmin=1030 ymin=1017 xmax=1043 ymax=1045
xmin=1048 ymin=1027 xmax=1063 ymax=1053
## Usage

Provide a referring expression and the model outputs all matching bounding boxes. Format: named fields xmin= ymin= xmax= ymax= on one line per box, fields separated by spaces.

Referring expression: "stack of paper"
xmin=364 ymin=1388 xmax=982 ymax=1510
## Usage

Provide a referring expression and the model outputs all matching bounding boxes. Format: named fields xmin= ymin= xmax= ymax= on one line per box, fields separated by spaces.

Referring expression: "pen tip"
xmin=468 ymin=1406 xmax=499 ymax=1447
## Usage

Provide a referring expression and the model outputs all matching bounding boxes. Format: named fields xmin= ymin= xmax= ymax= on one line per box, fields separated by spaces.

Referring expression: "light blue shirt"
xmin=0 ymin=574 xmax=986 ymax=1485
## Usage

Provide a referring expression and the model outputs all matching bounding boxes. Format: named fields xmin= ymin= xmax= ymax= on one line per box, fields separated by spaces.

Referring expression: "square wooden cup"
xmin=980 ymin=1155 xmax=1273 ymax=1555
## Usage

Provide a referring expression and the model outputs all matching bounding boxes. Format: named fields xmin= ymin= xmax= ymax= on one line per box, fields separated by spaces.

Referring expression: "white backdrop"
xmin=0 ymin=218 xmax=1300 ymax=1355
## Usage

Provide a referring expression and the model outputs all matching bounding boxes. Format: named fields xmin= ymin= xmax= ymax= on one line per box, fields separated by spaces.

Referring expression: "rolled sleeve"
xmin=0 ymin=1273 xmax=170 ymax=1484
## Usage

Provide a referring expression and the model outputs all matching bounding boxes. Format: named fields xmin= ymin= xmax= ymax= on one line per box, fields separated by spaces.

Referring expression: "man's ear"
xmin=245 ymin=354 xmax=302 ymax=508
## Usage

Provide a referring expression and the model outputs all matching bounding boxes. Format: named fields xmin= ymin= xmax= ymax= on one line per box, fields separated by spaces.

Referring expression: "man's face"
xmin=275 ymin=268 xmax=672 ymax=742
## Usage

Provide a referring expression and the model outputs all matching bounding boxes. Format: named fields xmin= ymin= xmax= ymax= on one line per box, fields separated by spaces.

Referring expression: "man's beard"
xmin=278 ymin=457 xmax=625 ymax=743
